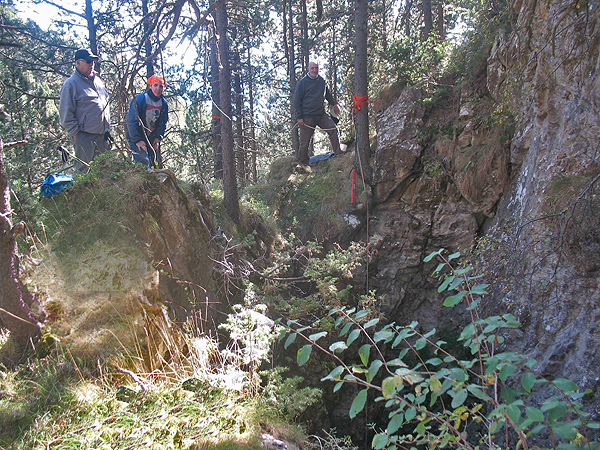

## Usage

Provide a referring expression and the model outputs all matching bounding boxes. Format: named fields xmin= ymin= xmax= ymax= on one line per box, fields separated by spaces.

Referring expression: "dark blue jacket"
xmin=126 ymin=90 xmax=168 ymax=145
xmin=293 ymin=74 xmax=336 ymax=120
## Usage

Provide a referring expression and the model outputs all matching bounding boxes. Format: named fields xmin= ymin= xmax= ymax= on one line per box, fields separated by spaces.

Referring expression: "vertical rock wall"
xmin=370 ymin=0 xmax=600 ymax=411
xmin=485 ymin=0 xmax=600 ymax=391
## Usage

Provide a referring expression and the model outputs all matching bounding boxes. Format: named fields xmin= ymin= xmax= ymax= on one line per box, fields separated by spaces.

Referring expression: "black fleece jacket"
xmin=293 ymin=74 xmax=337 ymax=120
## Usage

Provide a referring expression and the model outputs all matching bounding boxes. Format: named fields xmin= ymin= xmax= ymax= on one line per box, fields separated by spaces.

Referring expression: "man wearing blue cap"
xmin=59 ymin=48 xmax=111 ymax=174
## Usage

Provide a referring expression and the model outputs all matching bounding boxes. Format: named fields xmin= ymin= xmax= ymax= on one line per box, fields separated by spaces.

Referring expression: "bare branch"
xmin=32 ymin=0 xmax=86 ymax=20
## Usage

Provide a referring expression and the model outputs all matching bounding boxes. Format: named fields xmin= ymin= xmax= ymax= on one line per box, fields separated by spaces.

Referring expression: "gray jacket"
xmin=59 ymin=69 xmax=110 ymax=136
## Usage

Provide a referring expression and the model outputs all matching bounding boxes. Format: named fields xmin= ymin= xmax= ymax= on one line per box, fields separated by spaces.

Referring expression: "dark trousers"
xmin=297 ymin=114 xmax=341 ymax=164
xmin=74 ymin=131 xmax=109 ymax=174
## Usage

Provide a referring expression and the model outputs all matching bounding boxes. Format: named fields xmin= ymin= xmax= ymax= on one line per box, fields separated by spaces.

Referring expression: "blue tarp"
xmin=40 ymin=174 xmax=73 ymax=198
xmin=309 ymin=151 xmax=335 ymax=164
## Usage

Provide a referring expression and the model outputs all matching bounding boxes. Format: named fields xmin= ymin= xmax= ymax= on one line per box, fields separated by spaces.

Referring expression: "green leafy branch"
xmin=278 ymin=249 xmax=600 ymax=449
xmin=428 ymin=249 xmax=599 ymax=449
xmin=279 ymin=309 xmax=475 ymax=449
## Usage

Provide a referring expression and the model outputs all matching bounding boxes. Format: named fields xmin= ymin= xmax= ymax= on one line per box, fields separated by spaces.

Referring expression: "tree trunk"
xmin=142 ymin=0 xmax=154 ymax=78
xmin=284 ymin=0 xmax=299 ymax=156
xmin=215 ymin=1 xmax=240 ymax=224
xmin=300 ymin=0 xmax=309 ymax=72
xmin=382 ymin=0 xmax=388 ymax=51
xmin=233 ymin=45 xmax=245 ymax=186
xmin=354 ymin=0 xmax=371 ymax=183
xmin=423 ymin=0 xmax=433 ymax=39
xmin=85 ymin=0 xmax=99 ymax=70
xmin=436 ymin=2 xmax=445 ymax=40
xmin=247 ymin=45 xmax=258 ymax=183
xmin=0 ymin=139 xmax=40 ymax=345
xmin=328 ymin=24 xmax=338 ymax=100
xmin=209 ymin=7 xmax=223 ymax=180
xmin=403 ymin=0 xmax=413 ymax=37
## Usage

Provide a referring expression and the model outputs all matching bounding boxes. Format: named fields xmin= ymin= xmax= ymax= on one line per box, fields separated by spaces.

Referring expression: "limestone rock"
xmin=368 ymin=0 xmax=600 ymax=423
xmin=372 ymin=86 xmax=425 ymax=203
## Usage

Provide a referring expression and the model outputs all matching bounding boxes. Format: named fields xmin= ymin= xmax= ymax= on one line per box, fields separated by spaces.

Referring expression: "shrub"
xmin=280 ymin=249 xmax=600 ymax=449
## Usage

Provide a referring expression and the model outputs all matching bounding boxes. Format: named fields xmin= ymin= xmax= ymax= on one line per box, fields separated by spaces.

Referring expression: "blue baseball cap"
xmin=74 ymin=48 xmax=99 ymax=62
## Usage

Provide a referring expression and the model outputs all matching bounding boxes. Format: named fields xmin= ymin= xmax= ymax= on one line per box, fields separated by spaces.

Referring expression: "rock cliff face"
xmin=485 ymin=0 xmax=600 ymax=397
xmin=369 ymin=0 xmax=600 ymax=412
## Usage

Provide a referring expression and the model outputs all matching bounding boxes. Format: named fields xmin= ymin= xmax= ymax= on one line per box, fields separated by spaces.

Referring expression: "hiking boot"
xmin=295 ymin=163 xmax=312 ymax=174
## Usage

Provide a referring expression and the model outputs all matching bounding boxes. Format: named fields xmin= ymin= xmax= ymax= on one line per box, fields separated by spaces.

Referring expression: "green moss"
xmin=425 ymin=161 xmax=444 ymax=177
xmin=249 ymin=153 xmax=359 ymax=242
xmin=440 ymin=122 xmax=454 ymax=136
xmin=545 ymin=175 xmax=591 ymax=214
xmin=39 ymin=155 xmax=149 ymax=259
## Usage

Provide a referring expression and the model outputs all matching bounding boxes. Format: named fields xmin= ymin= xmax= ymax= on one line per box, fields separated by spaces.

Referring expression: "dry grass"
xmin=0 ymin=153 xmax=353 ymax=450
xmin=0 ymin=294 xmax=306 ymax=450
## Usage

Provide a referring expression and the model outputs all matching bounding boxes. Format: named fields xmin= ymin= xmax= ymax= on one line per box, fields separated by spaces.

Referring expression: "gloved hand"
xmin=58 ymin=145 xmax=69 ymax=163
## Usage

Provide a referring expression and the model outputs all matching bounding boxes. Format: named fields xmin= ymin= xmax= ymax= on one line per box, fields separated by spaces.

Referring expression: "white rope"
xmin=292 ymin=122 xmax=339 ymax=133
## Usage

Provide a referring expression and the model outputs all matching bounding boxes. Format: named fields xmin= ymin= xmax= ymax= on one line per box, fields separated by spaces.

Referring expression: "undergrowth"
xmin=0 ymin=305 xmax=311 ymax=450
xmin=0 ymin=156 xmax=332 ymax=450
xmin=0 ymin=360 xmax=301 ymax=449
xmin=277 ymin=249 xmax=600 ymax=449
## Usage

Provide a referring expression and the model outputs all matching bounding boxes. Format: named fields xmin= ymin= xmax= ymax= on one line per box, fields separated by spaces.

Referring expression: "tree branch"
xmin=32 ymin=0 xmax=85 ymax=20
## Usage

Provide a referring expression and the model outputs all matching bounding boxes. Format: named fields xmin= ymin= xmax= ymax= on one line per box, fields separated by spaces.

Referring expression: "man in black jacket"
xmin=293 ymin=61 xmax=342 ymax=165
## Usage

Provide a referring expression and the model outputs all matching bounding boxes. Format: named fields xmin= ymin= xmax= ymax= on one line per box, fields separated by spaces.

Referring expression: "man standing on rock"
xmin=293 ymin=61 xmax=342 ymax=166
xmin=59 ymin=48 xmax=111 ymax=174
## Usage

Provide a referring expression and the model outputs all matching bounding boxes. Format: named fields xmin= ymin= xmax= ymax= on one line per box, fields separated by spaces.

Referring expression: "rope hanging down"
xmin=352 ymin=94 xmax=369 ymax=111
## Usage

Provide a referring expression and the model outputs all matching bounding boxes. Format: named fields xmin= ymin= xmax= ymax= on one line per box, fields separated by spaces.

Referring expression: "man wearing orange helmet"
xmin=126 ymin=75 xmax=169 ymax=168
